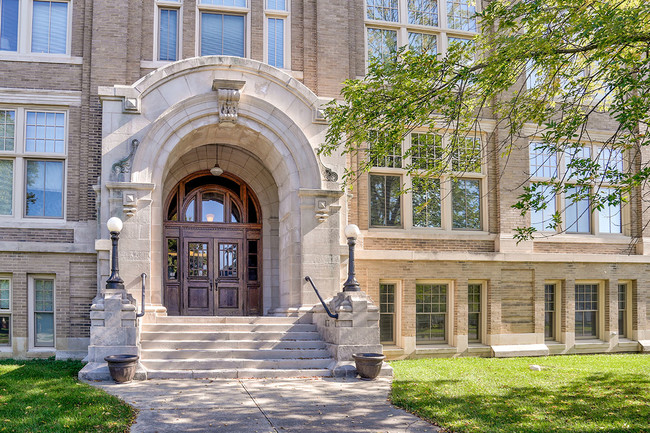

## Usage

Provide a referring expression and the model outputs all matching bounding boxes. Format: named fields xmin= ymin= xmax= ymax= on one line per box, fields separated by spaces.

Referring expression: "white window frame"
xmin=369 ymin=131 xmax=487 ymax=232
xmin=263 ymin=0 xmax=290 ymax=69
xmin=0 ymin=105 xmax=68 ymax=221
xmin=364 ymin=0 xmax=478 ymax=67
xmin=379 ymin=279 xmax=402 ymax=347
xmin=529 ymin=141 xmax=628 ymax=236
xmin=415 ymin=279 xmax=454 ymax=345
xmin=0 ymin=274 xmax=12 ymax=348
xmin=195 ymin=0 xmax=250 ymax=58
xmin=28 ymin=274 xmax=56 ymax=350
xmin=154 ymin=0 xmax=182 ymax=63
xmin=467 ymin=279 xmax=486 ymax=344
xmin=574 ymin=280 xmax=604 ymax=341
xmin=4 ymin=0 xmax=73 ymax=57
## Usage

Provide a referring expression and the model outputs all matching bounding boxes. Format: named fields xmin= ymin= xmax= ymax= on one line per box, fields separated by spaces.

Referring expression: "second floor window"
xmin=529 ymin=142 xmax=624 ymax=235
xmin=369 ymin=131 xmax=484 ymax=231
xmin=0 ymin=0 xmax=70 ymax=55
xmin=199 ymin=0 xmax=247 ymax=57
xmin=157 ymin=1 xmax=180 ymax=62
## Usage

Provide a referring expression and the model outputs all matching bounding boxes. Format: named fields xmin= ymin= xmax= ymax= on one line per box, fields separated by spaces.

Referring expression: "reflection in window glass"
xmin=447 ymin=0 xmax=476 ymax=32
xmin=408 ymin=32 xmax=437 ymax=55
xmin=231 ymin=202 xmax=241 ymax=223
xmin=167 ymin=238 xmax=178 ymax=280
xmin=618 ymin=284 xmax=626 ymax=337
xmin=565 ymin=186 xmax=590 ymax=233
xmin=0 ymin=110 xmax=15 ymax=151
xmin=380 ymin=283 xmax=395 ymax=344
xmin=25 ymin=111 xmax=65 ymax=153
xmin=575 ymin=283 xmax=598 ymax=338
xmin=411 ymin=133 xmax=442 ymax=170
xmin=219 ymin=243 xmax=238 ymax=277
xmin=34 ymin=278 xmax=54 ymax=347
xmin=408 ymin=0 xmax=438 ymax=26
xmin=188 ymin=242 xmax=208 ymax=277
xmin=25 ymin=160 xmax=64 ymax=217
xmin=367 ymin=27 xmax=397 ymax=62
xmin=544 ymin=284 xmax=555 ymax=340
xmin=451 ymin=136 xmax=481 ymax=172
xmin=412 ymin=177 xmax=441 ymax=228
xmin=0 ymin=279 xmax=9 ymax=310
xmin=598 ymin=188 xmax=621 ymax=234
xmin=370 ymin=131 xmax=402 ymax=168
xmin=185 ymin=198 xmax=195 ymax=222
xmin=531 ymin=183 xmax=556 ymax=232
xmin=0 ymin=160 xmax=13 ymax=215
xmin=529 ymin=143 xmax=557 ymax=178
xmin=202 ymin=192 xmax=225 ymax=222
xmin=416 ymin=283 xmax=447 ymax=343
xmin=370 ymin=174 xmax=401 ymax=227
xmin=0 ymin=315 xmax=9 ymax=345
xmin=367 ymin=0 xmax=399 ymax=22
xmin=468 ymin=283 xmax=481 ymax=341
xmin=452 ymin=178 xmax=480 ymax=229
xmin=267 ymin=0 xmax=286 ymax=11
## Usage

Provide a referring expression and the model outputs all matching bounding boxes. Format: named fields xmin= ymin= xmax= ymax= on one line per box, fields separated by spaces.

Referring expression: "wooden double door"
xmin=164 ymin=226 xmax=262 ymax=316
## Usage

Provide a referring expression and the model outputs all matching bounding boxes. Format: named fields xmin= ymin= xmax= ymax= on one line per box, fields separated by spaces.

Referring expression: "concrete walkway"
xmin=93 ymin=377 xmax=440 ymax=432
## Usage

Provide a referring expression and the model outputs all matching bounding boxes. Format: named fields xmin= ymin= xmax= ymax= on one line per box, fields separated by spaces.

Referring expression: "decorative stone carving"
xmin=212 ymin=79 xmax=246 ymax=123
xmin=123 ymin=97 xmax=139 ymax=112
xmin=111 ymin=139 xmax=139 ymax=182
xmin=315 ymin=199 xmax=329 ymax=222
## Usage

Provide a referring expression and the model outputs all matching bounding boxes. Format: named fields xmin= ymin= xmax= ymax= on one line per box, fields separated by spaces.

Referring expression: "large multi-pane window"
xmin=575 ymin=283 xmax=598 ymax=339
xmin=379 ymin=283 xmax=396 ymax=344
xmin=0 ymin=0 xmax=70 ymax=55
xmin=369 ymin=132 xmax=484 ymax=230
xmin=468 ymin=283 xmax=481 ymax=342
xmin=199 ymin=0 xmax=247 ymax=57
xmin=32 ymin=277 xmax=55 ymax=347
xmin=618 ymin=283 xmax=627 ymax=338
xmin=365 ymin=0 xmax=477 ymax=63
xmin=529 ymin=142 xmax=624 ymax=234
xmin=544 ymin=283 xmax=556 ymax=340
xmin=157 ymin=0 xmax=181 ymax=62
xmin=0 ymin=107 xmax=66 ymax=219
xmin=0 ymin=277 xmax=10 ymax=346
xmin=416 ymin=283 xmax=447 ymax=344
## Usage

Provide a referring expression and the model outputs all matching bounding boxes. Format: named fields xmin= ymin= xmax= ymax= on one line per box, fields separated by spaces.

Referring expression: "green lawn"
xmin=0 ymin=359 xmax=136 ymax=433
xmin=390 ymin=354 xmax=650 ymax=433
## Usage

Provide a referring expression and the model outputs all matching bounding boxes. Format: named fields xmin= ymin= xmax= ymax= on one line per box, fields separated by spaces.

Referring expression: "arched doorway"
xmin=163 ymin=171 xmax=262 ymax=316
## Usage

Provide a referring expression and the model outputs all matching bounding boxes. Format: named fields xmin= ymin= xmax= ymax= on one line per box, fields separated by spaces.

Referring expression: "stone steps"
xmin=140 ymin=339 xmax=328 ymax=350
xmin=139 ymin=315 xmax=334 ymax=378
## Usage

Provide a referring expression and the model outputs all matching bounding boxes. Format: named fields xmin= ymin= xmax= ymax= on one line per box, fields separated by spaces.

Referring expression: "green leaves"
xmin=325 ymin=0 xmax=650 ymax=238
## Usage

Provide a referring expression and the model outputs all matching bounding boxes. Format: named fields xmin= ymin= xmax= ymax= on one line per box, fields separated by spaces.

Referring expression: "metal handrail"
xmin=304 ymin=276 xmax=338 ymax=319
xmin=136 ymin=273 xmax=146 ymax=318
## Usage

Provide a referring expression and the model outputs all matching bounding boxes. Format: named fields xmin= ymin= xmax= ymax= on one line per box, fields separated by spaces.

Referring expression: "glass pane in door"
xmin=188 ymin=242 xmax=209 ymax=277
xmin=219 ymin=243 xmax=238 ymax=277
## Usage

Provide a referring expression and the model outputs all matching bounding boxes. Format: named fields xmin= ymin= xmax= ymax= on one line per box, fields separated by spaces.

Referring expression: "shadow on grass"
xmin=0 ymin=359 xmax=136 ymax=433
xmin=392 ymin=372 xmax=650 ymax=433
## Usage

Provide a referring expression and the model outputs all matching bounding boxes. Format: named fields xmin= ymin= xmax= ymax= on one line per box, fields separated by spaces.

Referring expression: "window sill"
xmin=364 ymin=229 xmax=494 ymax=240
xmin=0 ymin=217 xmax=67 ymax=227
xmin=0 ymin=52 xmax=83 ymax=65
xmin=533 ymin=234 xmax=631 ymax=244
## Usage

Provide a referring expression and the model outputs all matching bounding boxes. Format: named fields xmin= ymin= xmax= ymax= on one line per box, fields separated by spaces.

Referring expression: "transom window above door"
xmin=165 ymin=172 xmax=260 ymax=225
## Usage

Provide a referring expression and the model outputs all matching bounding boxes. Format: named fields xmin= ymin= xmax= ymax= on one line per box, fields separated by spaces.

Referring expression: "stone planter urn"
xmin=352 ymin=353 xmax=386 ymax=380
xmin=104 ymin=354 xmax=139 ymax=383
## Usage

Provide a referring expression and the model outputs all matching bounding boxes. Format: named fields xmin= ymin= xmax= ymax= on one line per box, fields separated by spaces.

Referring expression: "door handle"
xmin=209 ymin=280 xmax=213 ymax=292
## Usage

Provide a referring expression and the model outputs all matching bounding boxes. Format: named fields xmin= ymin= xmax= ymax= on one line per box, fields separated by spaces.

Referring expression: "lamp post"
xmin=106 ymin=217 xmax=124 ymax=290
xmin=343 ymin=224 xmax=361 ymax=292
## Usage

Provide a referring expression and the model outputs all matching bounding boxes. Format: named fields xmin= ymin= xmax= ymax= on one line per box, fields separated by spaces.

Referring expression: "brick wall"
xmin=364 ymin=237 xmax=495 ymax=252
xmin=0 ymin=229 xmax=74 ymax=243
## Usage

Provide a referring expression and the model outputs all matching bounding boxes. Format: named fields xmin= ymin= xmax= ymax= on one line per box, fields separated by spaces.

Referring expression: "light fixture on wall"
xmin=210 ymin=144 xmax=224 ymax=176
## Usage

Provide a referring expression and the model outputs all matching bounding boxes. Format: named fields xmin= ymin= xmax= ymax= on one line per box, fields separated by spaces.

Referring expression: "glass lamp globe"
xmin=344 ymin=224 xmax=360 ymax=240
xmin=107 ymin=217 xmax=123 ymax=233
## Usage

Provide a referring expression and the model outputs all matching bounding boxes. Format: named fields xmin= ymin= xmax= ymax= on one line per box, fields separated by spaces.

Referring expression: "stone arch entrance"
xmin=163 ymin=170 xmax=262 ymax=316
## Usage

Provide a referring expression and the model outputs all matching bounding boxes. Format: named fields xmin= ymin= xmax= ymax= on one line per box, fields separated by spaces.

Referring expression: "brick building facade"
xmin=0 ymin=0 xmax=648 ymax=362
